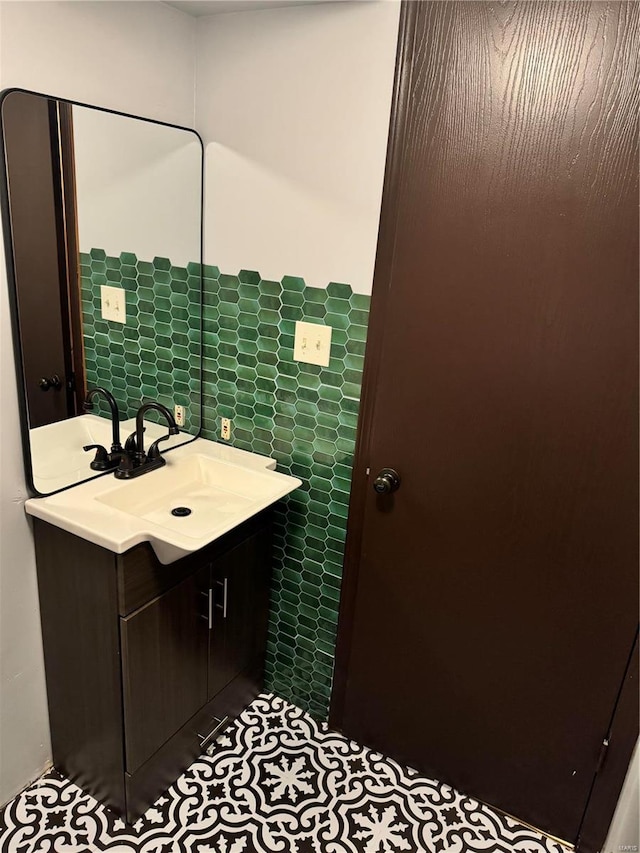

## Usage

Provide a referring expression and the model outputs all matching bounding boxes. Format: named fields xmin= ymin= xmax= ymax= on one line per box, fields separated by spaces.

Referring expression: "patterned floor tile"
xmin=0 ymin=694 xmax=567 ymax=853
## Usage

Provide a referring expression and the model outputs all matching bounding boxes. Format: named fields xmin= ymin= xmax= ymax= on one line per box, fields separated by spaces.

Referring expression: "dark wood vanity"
xmin=33 ymin=511 xmax=272 ymax=823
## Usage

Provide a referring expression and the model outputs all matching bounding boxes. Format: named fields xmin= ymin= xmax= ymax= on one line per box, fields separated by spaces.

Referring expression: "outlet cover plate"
xmin=293 ymin=321 xmax=332 ymax=367
xmin=100 ymin=285 xmax=126 ymax=324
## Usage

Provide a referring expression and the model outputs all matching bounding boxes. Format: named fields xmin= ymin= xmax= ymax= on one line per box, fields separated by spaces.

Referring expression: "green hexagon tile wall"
xmin=81 ymin=250 xmax=370 ymax=719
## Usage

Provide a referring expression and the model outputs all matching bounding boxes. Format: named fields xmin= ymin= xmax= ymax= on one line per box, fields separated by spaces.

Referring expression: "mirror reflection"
xmin=1 ymin=90 xmax=203 ymax=495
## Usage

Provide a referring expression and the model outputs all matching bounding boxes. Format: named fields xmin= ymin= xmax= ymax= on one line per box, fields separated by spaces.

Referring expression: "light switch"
xmin=293 ymin=321 xmax=332 ymax=367
xmin=100 ymin=285 xmax=126 ymax=324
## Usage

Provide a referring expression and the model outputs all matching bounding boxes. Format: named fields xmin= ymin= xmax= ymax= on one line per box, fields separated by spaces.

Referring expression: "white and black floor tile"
xmin=0 ymin=693 xmax=567 ymax=853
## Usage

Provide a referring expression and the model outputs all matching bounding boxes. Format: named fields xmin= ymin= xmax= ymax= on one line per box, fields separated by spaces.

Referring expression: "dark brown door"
xmin=2 ymin=90 xmax=76 ymax=427
xmin=121 ymin=568 xmax=209 ymax=773
xmin=332 ymin=2 xmax=638 ymax=847
xmin=208 ymin=526 xmax=272 ymax=698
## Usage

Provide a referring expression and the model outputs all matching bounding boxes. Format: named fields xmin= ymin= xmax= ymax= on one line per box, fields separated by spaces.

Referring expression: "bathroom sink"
xmin=97 ymin=454 xmax=292 ymax=539
xmin=25 ymin=437 xmax=301 ymax=563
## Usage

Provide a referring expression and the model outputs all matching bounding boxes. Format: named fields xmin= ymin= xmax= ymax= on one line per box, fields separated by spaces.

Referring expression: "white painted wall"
xmin=0 ymin=239 xmax=51 ymax=807
xmin=195 ymin=0 xmax=400 ymax=293
xmin=604 ymin=745 xmax=639 ymax=853
xmin=0 ymin=1 xmax=195 ymax=126
xmin=73 ymin=106 xmax=201 ymax=267
xmin=0 ymin=0 xmax=196 ymax=805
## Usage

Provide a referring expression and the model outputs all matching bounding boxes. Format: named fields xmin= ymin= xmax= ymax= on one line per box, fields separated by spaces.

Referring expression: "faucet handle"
xmin=147 ymin=433 xmax=174 ymax=461
xmin=83 ymin=444 xmax=116 ymax=472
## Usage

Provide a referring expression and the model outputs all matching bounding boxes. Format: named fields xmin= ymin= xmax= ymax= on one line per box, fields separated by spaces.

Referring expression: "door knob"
xmin=39 ymin=374 xmax=62 ymax=391
xmin=373 ymin=468 xmax=401 ymax=495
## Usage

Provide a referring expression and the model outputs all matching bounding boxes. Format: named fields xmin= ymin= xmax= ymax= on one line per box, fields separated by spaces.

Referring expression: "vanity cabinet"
xmin=33 ymin=511 xmax=272 ymax=823
xmin=121 ymin=568 xmax=210 ymax=775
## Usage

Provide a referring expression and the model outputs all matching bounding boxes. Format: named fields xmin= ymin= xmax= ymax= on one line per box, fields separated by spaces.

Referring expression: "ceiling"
xmin=164 ymin=0 xmax=338 ymax=16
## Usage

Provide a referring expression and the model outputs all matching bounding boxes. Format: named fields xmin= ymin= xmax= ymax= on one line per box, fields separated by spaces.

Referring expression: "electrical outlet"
xmin=174 ymin=404 xmax=185 ymax=427
xmin=293 ymin=321 xmax=332 ymax=367
xmin=221 ymin=417 xmax=231 ymax=441
xmin=100 ymin=285 xmax=126 ymax=324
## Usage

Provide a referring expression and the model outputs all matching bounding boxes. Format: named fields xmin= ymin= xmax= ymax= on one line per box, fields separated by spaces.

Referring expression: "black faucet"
xmin=82 ymin=387 xmax=124 ymax=471
xmin=115 ymin=401 xmax=179 ymax=479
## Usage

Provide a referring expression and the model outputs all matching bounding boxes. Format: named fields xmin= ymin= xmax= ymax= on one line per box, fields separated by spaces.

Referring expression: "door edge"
xmin=328 ymin=0 xmax=417 ymax=730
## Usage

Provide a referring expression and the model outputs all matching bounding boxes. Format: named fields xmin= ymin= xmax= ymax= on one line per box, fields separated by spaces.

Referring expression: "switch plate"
xmin=100 ymin=285 xmax=126 ymax=324
xmin=293 ymin=321 xmax=332 ymax=367
xmin=174 ymin=405 xmax=186 ymax=427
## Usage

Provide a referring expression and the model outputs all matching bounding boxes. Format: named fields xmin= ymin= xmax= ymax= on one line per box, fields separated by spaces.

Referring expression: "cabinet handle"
xmin=215 ymin=578 xmax=228 ymax=619
xmin=199 ymin=589 xmax=212 ymax=629
xmin=198 ymin=715 xmax=230 ymax=751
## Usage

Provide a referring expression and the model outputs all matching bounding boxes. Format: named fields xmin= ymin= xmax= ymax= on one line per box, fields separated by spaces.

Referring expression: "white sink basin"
xmin=97 ymin=454 xmax=292 ymax=539
xmin=25 ymin=437 xmax=301 ymax=563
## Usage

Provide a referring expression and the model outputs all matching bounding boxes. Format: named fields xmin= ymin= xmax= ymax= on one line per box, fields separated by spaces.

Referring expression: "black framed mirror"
xmin=0 ymin=89 xmax=203 ymax=496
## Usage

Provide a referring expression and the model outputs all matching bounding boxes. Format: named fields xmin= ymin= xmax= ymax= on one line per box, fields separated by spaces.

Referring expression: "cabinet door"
xmin=121 ymin=567 xmax=209 ymax=773
xmin=208 ymin=524 xmax=271 ymax=699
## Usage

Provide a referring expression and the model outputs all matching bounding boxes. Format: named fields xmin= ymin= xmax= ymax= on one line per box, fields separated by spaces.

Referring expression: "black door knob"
xmin=39 ymin=374 xmax=62 ymax=391
xmin=373 ymin=468 xmax=401 ymax=495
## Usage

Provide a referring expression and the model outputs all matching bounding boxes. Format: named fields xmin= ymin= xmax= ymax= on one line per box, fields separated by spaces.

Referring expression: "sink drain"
xmin=171 ymin=506 xmax=192 ymax=517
